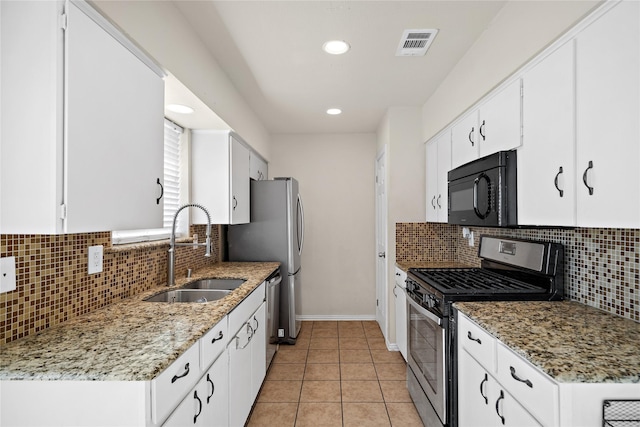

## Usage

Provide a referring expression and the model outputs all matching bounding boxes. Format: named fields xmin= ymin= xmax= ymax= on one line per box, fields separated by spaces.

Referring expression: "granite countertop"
xmin=396 ymin=261 xmax=472 ymax=271
xmin=0 ymin=262 xmax=279 ymax=382
xmin=455 ymin=301 xmax=640 ymax=384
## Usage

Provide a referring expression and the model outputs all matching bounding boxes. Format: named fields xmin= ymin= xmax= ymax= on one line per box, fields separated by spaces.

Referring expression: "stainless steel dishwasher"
xmin=266 ymin=271 xmax=282 ymax=367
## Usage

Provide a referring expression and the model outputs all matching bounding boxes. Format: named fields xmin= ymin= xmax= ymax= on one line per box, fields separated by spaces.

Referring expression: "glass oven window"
xmin=409 ymin=305 xmax=440 ymax=394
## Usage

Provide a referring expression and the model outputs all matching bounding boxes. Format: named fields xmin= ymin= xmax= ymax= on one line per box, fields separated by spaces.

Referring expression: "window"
xmin=111 ymin=119 xmax=186 ymax=245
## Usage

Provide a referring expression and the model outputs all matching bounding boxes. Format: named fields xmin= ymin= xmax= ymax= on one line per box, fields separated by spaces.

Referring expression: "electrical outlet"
xmin=0 ymin=257 xmax=17 ymax=294
xmin=88 ymin=245 xmax=103 ymax=274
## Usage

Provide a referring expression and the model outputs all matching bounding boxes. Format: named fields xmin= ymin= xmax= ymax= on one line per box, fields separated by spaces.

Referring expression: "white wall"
xmin=92 ymin=0 xmax=272 ymax=160
xmin=269 ymin=133 xmax=377 ymax=318
xmin=422 ymin=0 xmax=600 ymax=141
xmin=377 ymin=107 xmax=424 ymax=340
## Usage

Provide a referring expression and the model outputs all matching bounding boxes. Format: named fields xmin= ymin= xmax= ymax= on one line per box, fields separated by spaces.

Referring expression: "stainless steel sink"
xmin=181 ymin=278 xmax=246 ymax=291
xmin=144 ymin=289 xmax=231 ymax=303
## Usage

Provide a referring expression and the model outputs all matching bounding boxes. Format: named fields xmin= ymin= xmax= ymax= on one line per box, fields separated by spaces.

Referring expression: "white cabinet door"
xmin=575 ymin=0 xmax=640 ymax=228
xmin=251 ymin=302 xmax=267 ymax=401
xmin=0 ymin=1 xmax=164 ymax=234
xmin=477 ymin=79 xmax=522 ymax=158
xmin=459 ymin=350 xmax=496 ymax=427
xmin=250 ymin=151 xmax=268 ymax=181
xmin=228 ymin=322 xmax=254 ymax=427
xmin=451 ymin=110 xmax=479 ymax=169
xmin=518 ymin=41 xmax=576 ymax=226
xmin=192 ymin=131 xmax=251 ymax=225
xmin=230 ymin=136 xmax=251 ymax=224
xmin=425 ymin=132 xmax=451 ymax=223
xmin=394 ymin=284 xmax=407 ymax=361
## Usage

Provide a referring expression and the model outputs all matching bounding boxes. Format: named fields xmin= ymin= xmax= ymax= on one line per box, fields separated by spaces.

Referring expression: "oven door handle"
xmin=407 ymin=294 xmax=442 ymax=326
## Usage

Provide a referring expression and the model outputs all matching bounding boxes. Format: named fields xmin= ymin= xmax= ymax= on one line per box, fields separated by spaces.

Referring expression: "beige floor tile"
xmin=340 ymin=349 xmax=372 ymax=364
xmin=304 ymin=363 xmax=341 ymax=380
xmin=267 ymin=363 xmax=306 ymax=381
xmin=309 ymin=337 xmax=339 ymax=349
xmin=300 ymin=380 xmax=341 ymax=402
xmin=312 ymin=328 xmax=339 ymax=338
xmin=366 ymin=337 xmax=388 ymax=350
xmin=258 ymin=380 xmax=302 ymax=402
xmin=248 ymin=402 xmax=298 ymax=427
xmin=375 ymin=363 xmax=407 ymax=381
xmin=340 ymin=363 xmax=377 ymax=381
xmin=342 ymin=403 xmax=391 ymax=427
xmin=274 ymin=349 xmax=309 ymax=364
xmin=307 ymin=349 xmax=339 ymax=364
xmin=341 ymin=380 xmax=384 ymax=402
xmin=379 ymin=380 xmax=412 ymax=402
xmin=295 ymin=402 xmax=342 ymax=427
xmin=338 ymin=337 xmax=369 ymax=350
xmin=337 ymin=328 xmax=366 ymax=338
xmin=386 ymin=402 xmax=424 ymax=427
xmin=337 ymin=321 xmax=364 ymax=329
xmin=371 ymin=349 xmax=405 ymax=364
xmin=313 ymin=321 xmax=338 ymax=330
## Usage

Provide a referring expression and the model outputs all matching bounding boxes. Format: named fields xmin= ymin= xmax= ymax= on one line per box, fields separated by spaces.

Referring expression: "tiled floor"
xmin=247 ymin=320 xmax=423 ymax=427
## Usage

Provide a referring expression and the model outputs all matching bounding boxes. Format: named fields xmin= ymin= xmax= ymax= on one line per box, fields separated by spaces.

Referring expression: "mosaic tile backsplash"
xmin=396 ymin=223 xmax=639 ymax=322
xmin=0 ymin=225 xmax=221 ymax=344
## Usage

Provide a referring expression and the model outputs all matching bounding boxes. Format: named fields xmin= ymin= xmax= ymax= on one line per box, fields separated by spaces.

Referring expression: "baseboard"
xmin=297 ymin=315 xmax=377 ymax=321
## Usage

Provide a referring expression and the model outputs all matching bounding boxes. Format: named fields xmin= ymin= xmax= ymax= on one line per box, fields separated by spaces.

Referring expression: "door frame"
xmin=375 ymin=146 xmax=388 ymax=338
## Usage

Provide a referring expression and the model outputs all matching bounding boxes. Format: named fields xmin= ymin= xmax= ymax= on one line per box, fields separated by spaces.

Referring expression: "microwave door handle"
xmin=473 ymin=173 xmax=491 ymax=219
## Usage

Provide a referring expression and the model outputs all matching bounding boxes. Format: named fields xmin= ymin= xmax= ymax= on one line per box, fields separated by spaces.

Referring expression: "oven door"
xmin=406 ymin=295 xmax=447 ymax=425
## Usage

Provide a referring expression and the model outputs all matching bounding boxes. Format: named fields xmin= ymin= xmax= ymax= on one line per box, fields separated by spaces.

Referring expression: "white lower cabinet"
xmin=458 ymin=312 xmax=639 ymax=427
xmin=164 ymin=350 xmax=229 ymax=427
xmin=393 ymin=267 xmax=407 ymax=361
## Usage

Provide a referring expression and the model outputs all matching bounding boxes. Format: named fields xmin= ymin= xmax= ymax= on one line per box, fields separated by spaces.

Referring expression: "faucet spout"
xmin=168 ymin=203 xmax=212 ymax=287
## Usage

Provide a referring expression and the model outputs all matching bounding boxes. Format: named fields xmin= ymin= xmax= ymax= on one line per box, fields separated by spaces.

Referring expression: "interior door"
xmin=375 ymin=149 xmax=387 ymax=334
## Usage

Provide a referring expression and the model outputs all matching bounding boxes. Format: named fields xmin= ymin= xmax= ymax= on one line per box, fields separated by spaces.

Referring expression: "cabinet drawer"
xmin=200 ymin=316 xmax=228 ymax=370
xmin=458 ymin=314 xmax=496 ymax=370
xmin=395 ymin=268 xmax=407 ymax=288
xmin=229 ymin=282 xmax=265 ymax=336
xmin=496 ymin=342 xmax=558 ymax=426
xmin=151 ymin=343 xmax=200 ymax=425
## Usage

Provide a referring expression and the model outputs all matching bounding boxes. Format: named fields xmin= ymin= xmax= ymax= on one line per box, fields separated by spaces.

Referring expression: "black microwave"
xmin=448 ymin=150 xmax=517 ymax=227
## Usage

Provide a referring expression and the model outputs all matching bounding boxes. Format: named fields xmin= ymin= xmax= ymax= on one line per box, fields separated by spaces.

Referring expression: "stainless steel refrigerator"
xmin=228 ymin=177 xmax=304 ymax=343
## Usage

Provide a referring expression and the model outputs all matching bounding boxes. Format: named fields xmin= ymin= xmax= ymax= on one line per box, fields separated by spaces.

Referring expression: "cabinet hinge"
xmin=59 ymin=204 xmax=67 ymax=220
xmin=59 ymin=13 xmax=68 ymax=31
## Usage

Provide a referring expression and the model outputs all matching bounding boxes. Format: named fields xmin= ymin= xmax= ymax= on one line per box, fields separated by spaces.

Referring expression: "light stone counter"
xmin=0 ymin=262 xmax=279 ymax=382
xmin=455 ymin=301 xmax=640 ymax=384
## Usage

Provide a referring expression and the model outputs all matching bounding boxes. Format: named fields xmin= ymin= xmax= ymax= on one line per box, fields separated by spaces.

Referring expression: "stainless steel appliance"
xmin=265 ymin=271 xmax=282 ymax=367
xmin=228 ymin=177 xmax=304 ymax=344
xmin=405 ymin=236 xmax=564 ymax=427
xmin=448 ymin=150 xmax=517 ymax=227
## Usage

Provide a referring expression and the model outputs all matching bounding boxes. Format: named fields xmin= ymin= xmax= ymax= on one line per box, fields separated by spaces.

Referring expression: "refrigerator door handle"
xmin=297 ymin=194 xmax=305 ymax=255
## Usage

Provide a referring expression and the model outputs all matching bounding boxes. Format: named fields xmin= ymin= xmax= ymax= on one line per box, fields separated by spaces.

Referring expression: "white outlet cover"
xmin=0 ymin=256 xmax=17 ymax=293
xmin=88 ymin=245 xmax=103 ymax=275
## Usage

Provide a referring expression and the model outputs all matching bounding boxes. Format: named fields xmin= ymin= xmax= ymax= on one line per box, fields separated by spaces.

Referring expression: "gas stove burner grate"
xmin=410 ymin=268 xmax=547 ymax=295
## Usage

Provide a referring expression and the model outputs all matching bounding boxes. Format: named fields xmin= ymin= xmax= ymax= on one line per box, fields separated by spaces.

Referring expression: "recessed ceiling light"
xmin=322 ymin=40 xmax=350 ymax=55
xmin=166 ymin=104 xmax=194 ymax=114
xmin=326 ymin=108 xmax=342 ymax=115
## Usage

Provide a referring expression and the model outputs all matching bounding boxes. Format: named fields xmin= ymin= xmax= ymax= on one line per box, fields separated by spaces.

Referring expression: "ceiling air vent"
xmin=396 ymin=29 xmax=438 ymax=57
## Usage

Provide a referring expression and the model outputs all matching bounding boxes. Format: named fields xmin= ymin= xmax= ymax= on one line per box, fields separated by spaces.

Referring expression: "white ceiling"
xmin=169 ymin=0 xmax=508 ymax=134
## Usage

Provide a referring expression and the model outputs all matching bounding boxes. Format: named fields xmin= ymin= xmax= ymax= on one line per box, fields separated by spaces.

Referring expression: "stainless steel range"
xmin=405 ymin=236 xmax=564 ymax=427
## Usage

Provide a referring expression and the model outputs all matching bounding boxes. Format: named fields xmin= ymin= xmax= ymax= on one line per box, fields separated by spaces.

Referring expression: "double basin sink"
xmin=145 ymin=278 xmax=246 ymax=304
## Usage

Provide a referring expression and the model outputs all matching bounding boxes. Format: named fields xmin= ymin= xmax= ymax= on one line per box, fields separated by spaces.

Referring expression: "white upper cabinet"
xmin=451 ymin=110 xmax=479 ymax=169
xmin=0 ymin=0 xmax=165 ymax=234
xmin=426 ymin=131 xmax=451 ymax=223
xmin=250 ymin=151 xmax=268 ymax=181
xmin=451 ymin=79 xmax=522 ymax=170
xmin=191 ymin=130 xmax=251 ymax=225
xmin=518 ymin=41 xmax=576 ymax=226
xmin=477 ymin=79 xmax=523 ymax=158
xmin=574 ymin=0 xmax=640 ymax=228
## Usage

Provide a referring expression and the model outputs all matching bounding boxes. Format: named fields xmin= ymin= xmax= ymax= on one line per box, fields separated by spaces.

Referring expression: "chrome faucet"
xmin=168 ymin=203 xmax=212 ymax=287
